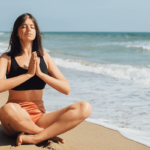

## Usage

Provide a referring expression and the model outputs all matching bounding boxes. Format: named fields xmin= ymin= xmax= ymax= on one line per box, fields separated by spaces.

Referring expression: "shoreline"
xmin=0 ymin=91 xmax=150 ymax=150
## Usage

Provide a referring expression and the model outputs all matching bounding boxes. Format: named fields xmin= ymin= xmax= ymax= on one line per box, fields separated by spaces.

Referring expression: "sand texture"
xmin=0 ymin=91 xmax=150 ymax=150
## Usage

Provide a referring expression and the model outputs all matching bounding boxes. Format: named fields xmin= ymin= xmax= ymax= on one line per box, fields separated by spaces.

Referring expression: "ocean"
xmin=0 ymin=32 xmax=150 ymax=147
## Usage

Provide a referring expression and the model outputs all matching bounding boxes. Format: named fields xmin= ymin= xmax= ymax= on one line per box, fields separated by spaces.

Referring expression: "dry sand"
xmin=0 ymin=91 xmax=150 ymax=150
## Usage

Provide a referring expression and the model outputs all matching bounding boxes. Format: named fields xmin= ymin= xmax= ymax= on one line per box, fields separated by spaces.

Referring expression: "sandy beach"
xmin=0 ymin=91 xmax=150 ymax=150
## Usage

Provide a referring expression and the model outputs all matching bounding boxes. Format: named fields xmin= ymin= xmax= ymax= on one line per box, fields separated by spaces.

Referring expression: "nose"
xmin=26 ymin=25 xmax=31 ymax=32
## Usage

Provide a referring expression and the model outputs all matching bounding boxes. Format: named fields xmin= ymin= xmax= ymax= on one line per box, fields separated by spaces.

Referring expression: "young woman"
xmin=0 ymin=13 xmax=92 ymax=146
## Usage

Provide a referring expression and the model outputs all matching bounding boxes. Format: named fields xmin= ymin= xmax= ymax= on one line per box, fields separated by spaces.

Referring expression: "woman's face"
xmin=17 ymin=17 xmax=36 ymax=42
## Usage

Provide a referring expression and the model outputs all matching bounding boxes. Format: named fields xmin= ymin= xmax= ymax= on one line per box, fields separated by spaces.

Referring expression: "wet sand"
xmin=0 ymin=91 xmax=150 ymax=150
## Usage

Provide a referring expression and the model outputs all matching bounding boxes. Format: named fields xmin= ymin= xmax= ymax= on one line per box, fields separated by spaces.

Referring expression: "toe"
xmin=61 ymin=139 xmax=65 ymax=144
xmin=16 ymin=132 xmax=24 ymax=146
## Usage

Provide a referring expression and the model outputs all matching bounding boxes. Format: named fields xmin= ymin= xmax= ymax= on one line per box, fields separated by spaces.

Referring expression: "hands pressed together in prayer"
xmin=27 ymin=52 xmax=42 ymax=77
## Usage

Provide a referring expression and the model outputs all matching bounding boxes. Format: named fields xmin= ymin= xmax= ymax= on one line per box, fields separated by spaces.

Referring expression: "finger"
xmin=34 ymin=56 xmax=37 ymax=61
xmin=35 ymin=51 xmax=37 ymax=57
xmin=35 ymin=58 xmax=38 ymax=63
xmin=30 ymin=52 xmax=36 ymax=62
xmin=31 ymin=53 xmax=34 ymax=60
xmin=32 ymin=52 xmax=35 ymax=58
xmin=33 ymin=52 xmax=36 ymax=55
xmin=30 ymin=56 xmax=36 ymax=64
xmin=30 ymin=57 xmax=33 ymax=63
xmin=35 ymin=59 xmax=39 ymax=66
xmin=31 ymin=53 xmax=36 ymax=60
xmin=32 ymin=52 xmax=35 ymax=56
xmin=34 ymin=52 xmax=37 ymax=59
xmin=30 ymin=61 xmax=35 ymax=65
xmin=32 ymin=52 xmax=36 ymax=57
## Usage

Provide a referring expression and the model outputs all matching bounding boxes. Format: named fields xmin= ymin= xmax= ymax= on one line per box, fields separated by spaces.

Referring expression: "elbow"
xmin=0 ymin=85 xmax=7 ymax=93
xmin=65 ymin=85 xmax=71 ymax=95
xmin=0 ymin=86 xmax=4 ymax=93
xmin=0 ymin=81 xmax=7 ymax=93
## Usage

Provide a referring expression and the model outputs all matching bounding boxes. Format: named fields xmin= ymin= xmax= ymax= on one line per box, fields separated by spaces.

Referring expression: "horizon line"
xmin=1 ymin=31 xmax=150 ymax=33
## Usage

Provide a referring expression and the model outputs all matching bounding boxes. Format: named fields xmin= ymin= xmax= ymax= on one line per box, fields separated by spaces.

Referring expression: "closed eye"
xmin=22 ymin=25 xmax=26 ymax=28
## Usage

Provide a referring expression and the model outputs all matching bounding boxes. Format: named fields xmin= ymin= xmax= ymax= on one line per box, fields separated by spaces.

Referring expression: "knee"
xmin=1 ymin=103 xmax=17 ymax=114
xmin=78 ymin=101 xmax=92 ymax=119
xmin=1 ymin=103 xmax=21 ymax=120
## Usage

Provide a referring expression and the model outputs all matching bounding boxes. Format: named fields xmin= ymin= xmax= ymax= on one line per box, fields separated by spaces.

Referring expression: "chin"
xmin=23 ymin=37 xmax=35 ymax=42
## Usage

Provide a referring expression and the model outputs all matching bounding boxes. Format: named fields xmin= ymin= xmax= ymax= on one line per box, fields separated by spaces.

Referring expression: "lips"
xmin=25 ymin=33 xmax=32 ymax=36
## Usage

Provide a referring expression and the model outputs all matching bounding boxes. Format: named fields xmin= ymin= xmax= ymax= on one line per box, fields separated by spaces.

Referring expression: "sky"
xmin=0 ymin=0 xmax=150 ymax=32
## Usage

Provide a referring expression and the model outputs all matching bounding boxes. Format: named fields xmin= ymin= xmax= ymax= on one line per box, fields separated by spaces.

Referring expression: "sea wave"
xmin=0 ymin=42 xmax=7 ymax=46
xmin=0 ymin=32 xmax=4 ymax=35
xmin=53 ymin=57 xmax=150 ymax=85
xmin=126 ymin=45 xmax=150 ymax=50
xmin=0 ymin=42 xmax=8 ymax=53
xmin=86 ymin=118 xmax=150 ymax=148
xmin=95 ymin=41 xmax=150 ymax=51
xmin=0 ymin=49 xmax=6 ymax=53
xmin=44 ymin=48 xmax=51 ymax=52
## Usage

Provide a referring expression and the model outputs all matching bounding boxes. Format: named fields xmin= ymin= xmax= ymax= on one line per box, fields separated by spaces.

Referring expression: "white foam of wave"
xmin=85 ymin=118 xmax=150 ymax=147
xmin=0 ymin=49 xmax=6 ymax=53
xmin=96 ymin=41 xmax=150 ymax=51
xmin=122 ymin=102 xmax=150 ymax=106
xmin=96 ymin=41 xmax=132 ymax=46
xmin=126 ymin=45 xmax=150 ymax=50
xmin=44 ymin=48 xmax=51 ymax=52
xmin=0 ymin=42 xmax=8 ymax=53
xmin=0 ymin=32 xmax=4 ymax=35
xmin=53 ymin=57 xmax=150 ymax=85
xmin=0 ymin=42 xmax=7 ymax=46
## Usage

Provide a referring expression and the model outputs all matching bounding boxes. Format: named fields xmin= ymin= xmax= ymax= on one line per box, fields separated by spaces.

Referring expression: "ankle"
xmin=22 ymin=134 xmax=37 ymax=144
xmin=32 ymin=134 xmax=41 ymax=145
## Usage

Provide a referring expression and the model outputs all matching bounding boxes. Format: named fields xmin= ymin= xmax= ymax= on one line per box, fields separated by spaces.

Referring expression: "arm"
xmin=36 ymin=52 xmax=71 ymax=95
xmin=0 ymin=74 xmax=32 ymax=93
xmin=0 ymin=53 xmax=36 ymax=93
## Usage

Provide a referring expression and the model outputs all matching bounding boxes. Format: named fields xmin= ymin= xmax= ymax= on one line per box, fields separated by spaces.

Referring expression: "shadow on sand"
xmin=0 ymin=124 xmax=57 ymax=149
xmin=0 ymin=124 xmax=16 ymax=146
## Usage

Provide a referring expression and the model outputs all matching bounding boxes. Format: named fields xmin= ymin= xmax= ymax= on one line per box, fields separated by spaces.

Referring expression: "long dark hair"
xmin=7 ymin=13 xmax=44 ymax=57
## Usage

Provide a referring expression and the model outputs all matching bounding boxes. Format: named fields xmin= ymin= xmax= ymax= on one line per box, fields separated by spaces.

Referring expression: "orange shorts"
xmin=6 ymin=100 xmax=46 ymax=123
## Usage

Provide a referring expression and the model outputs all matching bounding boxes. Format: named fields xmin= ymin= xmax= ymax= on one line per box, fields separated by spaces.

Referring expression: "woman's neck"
xmin=20 ymin=39 xmax=33 ymax=57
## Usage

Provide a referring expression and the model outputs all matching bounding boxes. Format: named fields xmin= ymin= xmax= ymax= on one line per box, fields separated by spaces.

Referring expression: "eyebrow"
xmin=22 ymin=24 xmax=35 ymax=26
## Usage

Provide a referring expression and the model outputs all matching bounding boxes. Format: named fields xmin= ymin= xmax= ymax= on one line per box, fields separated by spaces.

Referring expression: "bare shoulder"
xmin=43 ymin=51 xmax=52 ymax=60
xmin=0 ymin=53 xmax=10 ymax=59
xmin=0 ymin=53 xmax=10 ymax=60
xmin=42 ymin=51 xmax=67 ymax=80
xmin=43 ymin=51 xmax=54 ymax=67
xmin=0 ymin=53 xmax=11 ymax=79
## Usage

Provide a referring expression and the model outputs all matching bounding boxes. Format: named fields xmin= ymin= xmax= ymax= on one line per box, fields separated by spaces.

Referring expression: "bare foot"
xmin=16 ymin=132 xmax=24 ymax=146
xmin=50 ymin=136 xmax=65 ymax=144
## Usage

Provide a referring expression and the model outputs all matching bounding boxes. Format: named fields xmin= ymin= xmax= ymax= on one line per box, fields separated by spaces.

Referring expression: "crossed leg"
xmin=17 ymin=101 xmax=92 ymax=145
xmin=0 ymin=103 xmax=44 ymax=137
xmin=0 ymin=101 xmax=92 ymax=146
